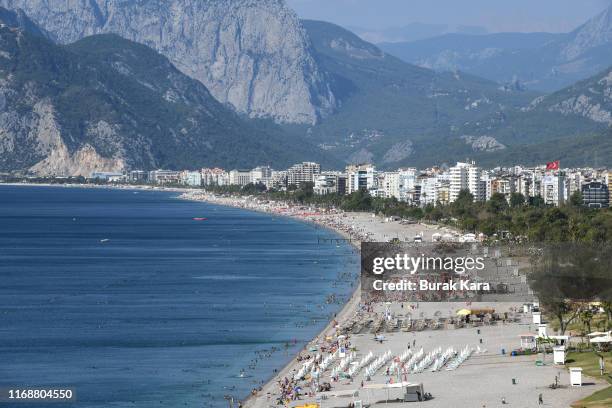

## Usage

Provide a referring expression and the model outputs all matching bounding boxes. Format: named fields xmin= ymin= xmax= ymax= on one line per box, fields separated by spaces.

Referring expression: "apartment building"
xmin=287 ymin=162 xmax=321 ymax=187
xmin=449 ymin=162 xmax=484 ymax=202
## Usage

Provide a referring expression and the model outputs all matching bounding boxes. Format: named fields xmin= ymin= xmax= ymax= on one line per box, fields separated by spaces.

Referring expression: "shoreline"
xmin=177 ymin=191 xmax=365 ymax=406
xmin=1 ymin=183 xmax=368 ymax=405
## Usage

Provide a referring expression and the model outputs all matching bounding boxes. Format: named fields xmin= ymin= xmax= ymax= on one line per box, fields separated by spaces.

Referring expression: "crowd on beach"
xmin=180 ymin=191 xmax=373 ymax=243
xmin=242 ymin=298 xmax=531 ymax=407
xmin=181 ymin=191 xmax=590 ymax=408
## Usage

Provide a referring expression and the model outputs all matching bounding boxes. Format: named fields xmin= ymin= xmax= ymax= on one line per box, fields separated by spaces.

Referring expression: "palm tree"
xmin=580 ymin=309 xmax=594 ymax=335
xmin=603 ymin=301 xmax=612 ymax=330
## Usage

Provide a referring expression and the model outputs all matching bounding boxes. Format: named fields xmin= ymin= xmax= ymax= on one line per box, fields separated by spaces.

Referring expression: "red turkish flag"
xmin=546 ymin=161 xmax=560 ymax=170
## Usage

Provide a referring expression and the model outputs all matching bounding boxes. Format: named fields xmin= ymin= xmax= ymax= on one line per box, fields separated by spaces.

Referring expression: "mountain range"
xmin=0 ymin=0 xmax=611 ymax=175
xmin=379 ymin=5 xmax=612 ymax=93
xmin=297 ymin=20 xmax=549 ymax=167
xmin=0 ymin=7 xmax=332 ymax=175
xmin=0 ymin=0 xmax=336 ymax=125
xmin=349 ymin=23 xmax=487 ymax=44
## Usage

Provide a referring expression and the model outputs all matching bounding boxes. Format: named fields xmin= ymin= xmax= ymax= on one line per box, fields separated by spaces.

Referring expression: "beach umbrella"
xmin=456 ymin=309 xmax=471 ymax=316
xmin=587 ymin=331 xmax=609 ymax=337
xmin=590 ymin=334 xmax=612 ymax=343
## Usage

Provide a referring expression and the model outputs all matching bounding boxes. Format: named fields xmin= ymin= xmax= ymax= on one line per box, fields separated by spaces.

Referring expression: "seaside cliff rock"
xmin=0 ymin=0 xmax=337 ymax=125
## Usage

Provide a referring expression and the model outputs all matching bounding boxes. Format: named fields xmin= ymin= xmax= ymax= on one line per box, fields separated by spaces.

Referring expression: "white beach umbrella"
xmin=587 ymin=331 xmax=610 ymax=337
xmin=590 ymin=334 xmax=612 ymax=343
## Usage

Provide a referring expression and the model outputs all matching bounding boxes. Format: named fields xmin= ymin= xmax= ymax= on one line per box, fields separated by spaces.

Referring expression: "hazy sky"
xmin=286 ymin=0 xmax=612 ymax=33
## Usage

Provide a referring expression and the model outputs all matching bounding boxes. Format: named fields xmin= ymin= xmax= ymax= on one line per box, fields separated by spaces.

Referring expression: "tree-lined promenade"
xmin=210 ymin=182 xmax=612 ymax=243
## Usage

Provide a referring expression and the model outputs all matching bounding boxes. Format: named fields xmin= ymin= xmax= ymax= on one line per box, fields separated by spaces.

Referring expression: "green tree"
xmin=528 ymin=244 xmax=612 ymax=334
xmin=580 ymin=309 xmax=594 ymax=335
xmin=241 ymin=183 xmax=266 ymax=195
xmin=341 ymin=189 xmax=372 ymax=212
xmin=451 ymin=190 xmax=475 ymax=217
xmin=487 ymin=193 xmax=509 ymax=214
xmin=510 ymin=192 xmax=526 ymax=208
xmin=529 ymin=195 xmax=545 ymax=207
xmin=569 ymin=191 xmax=584 ymax=208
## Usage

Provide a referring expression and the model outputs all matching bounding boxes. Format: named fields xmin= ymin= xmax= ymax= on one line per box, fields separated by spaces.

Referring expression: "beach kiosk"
xmin=538 ymin=324 xmax=547 ymax=337
xmin=553 ymin=345 xmax=566 ymax=365
xmin=570 ymin=367 xmax=583 ymax=386
xmin=519 ymin=334 xmax=537 ymax=350
xmin=532 ymin=311 xmax=541 ymax=325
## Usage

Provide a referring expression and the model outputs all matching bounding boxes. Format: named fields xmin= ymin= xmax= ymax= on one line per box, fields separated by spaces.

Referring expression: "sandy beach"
xmin=178 ymin=191 xmax=608 ymax=408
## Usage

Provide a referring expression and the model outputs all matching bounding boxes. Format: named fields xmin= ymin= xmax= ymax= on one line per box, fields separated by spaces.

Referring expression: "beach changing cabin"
xmin=570 ymin=367 xmax=583 ymax=386
xmin=553 ymin=346 xmax=566 ymax=364
xmin=532 ymin=312 xmax=541 ymax=325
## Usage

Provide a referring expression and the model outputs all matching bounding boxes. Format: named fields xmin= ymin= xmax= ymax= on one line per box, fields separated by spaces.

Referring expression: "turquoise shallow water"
xmin=0 ymin=185 xmax=358 ymax=407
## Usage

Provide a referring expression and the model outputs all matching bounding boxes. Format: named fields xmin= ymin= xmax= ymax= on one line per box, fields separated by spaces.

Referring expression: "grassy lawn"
xmin=567 ymin=351 xmax=612 ymax=408
xmin=547 ymin=314 xmax=609 ymax=335
xmin=571 ymin=387 xmax=612 ymax=408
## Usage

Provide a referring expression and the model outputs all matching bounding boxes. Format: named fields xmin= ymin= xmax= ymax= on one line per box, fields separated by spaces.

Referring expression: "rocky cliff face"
xmin=0 ymin=0 xmax=336 ymax=124
xmin=562 ymin=6 xmax=612 ymax=61
xmin=0 ymin=10 xmax=335 ymax=176
xmin=0 ymin=88 xmax=125 ymax=176
xmin=531 ymin=68 xmax=612 ymax=126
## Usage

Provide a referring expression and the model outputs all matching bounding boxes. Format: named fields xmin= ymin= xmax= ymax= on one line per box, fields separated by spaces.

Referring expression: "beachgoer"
xmin=538 ymin=393 xmax=543 ymax=405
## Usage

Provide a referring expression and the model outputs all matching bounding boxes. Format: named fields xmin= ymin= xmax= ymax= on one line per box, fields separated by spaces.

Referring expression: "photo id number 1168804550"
xmin=0 ymin=388 xmax=76 ymax=403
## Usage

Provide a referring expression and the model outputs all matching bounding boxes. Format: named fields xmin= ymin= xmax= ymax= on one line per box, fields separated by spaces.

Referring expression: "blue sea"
xmin=0 ymin=185 xmax=358 ymax=407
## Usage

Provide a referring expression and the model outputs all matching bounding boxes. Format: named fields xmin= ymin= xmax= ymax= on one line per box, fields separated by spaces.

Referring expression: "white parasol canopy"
xmin=590 ymin=334 xmax=612 ymax=343
xmin=587 ymin=331 xmax=610 ymax=337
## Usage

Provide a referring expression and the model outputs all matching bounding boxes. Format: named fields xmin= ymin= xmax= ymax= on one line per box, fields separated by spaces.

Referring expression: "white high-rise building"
xmin=346 ymin=164 xmax=377 ymax=194
xmin=251 ymin=166 xmax=273 ymax=185
xmin=181 ymin=171 xmax=202 ymax=187
xmin=449 ymin=162 xmax=486 ymax=203
xmin=287 ymin=162 xmax=321 ymax=187
xmin=467 ymin=165 xmax=485 ymax=201
xmin=516 ymin=173 xmax=534 ymax=198
xmin=269 ymin=170 xmax=288 ymax=189
xmin=313 ymin=172 xmax=341 ymax=195
xmin=541 ymin=173 xmax=566 ymax=206
xmin=201 ymin=168 xmax=229 ymax=186
xmin=449 ymin=162 xmax=484 ymax=202
xmin=420 ymin=176 xmax=439 ymax=206
xmin=229 ymin=170 xmax=252 ymax=186
xmin=381 ymin=172 xmax=400 ymax=199
xmin=398 ymin=168 xmax=418 ymax=203
xmin=566 ymin=172 xmax=583 ymax=198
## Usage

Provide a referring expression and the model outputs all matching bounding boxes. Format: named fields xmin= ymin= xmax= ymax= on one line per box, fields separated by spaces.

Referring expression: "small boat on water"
xmin=192 ymin=217 xmax=208 ymax=221
xmin=100 ymin=238 xmax=110 ymax=243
